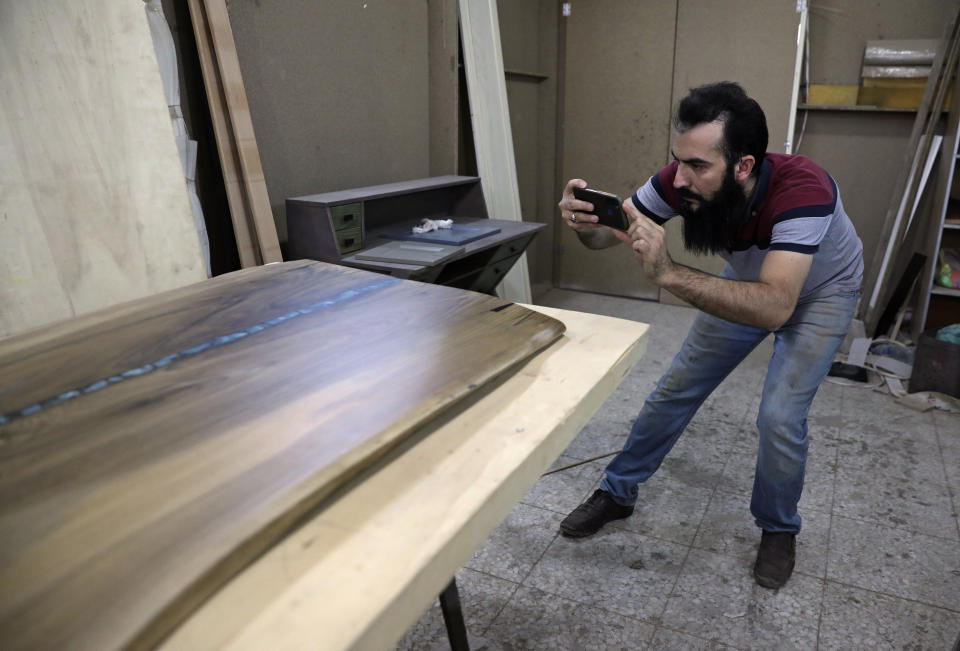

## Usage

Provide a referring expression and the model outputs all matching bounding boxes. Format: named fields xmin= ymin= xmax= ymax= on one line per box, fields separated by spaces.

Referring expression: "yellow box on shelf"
xmin=857 ymin=77 xmax=953 ymax=109
xmin=807 ymin=84 xmax=860 ymax=106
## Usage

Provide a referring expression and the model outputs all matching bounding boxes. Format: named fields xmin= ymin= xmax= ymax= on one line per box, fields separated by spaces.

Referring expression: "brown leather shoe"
xmin=559 ymin=489 xmax=634 ymax=538
xmin=753 ymin=530 xmax=796 ymax=589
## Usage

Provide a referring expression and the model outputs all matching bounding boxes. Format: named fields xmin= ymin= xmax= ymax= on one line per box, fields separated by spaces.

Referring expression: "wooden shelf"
xmin=931 ymin=285 xmax=960 ymax=297
xmin=798 ymin=103 xmax=919 ymax=113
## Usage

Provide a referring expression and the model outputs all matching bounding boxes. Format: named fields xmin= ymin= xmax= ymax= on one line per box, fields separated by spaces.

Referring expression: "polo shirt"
xmin=632 ymin=153 xmax=863 ymax=301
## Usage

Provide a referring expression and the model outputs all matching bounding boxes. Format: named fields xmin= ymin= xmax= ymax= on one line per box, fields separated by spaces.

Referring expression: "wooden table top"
xmin=0 ymin=261 xmax=565 ymax=650
xmin=161 ymin=303 xmax=649 ymax=650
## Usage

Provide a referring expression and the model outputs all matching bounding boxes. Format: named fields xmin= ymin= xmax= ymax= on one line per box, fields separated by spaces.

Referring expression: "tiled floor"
xmin=397 ymin=289 xmax=960 ymax=650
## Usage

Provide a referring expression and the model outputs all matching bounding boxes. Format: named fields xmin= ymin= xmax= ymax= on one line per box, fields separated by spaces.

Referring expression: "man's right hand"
xmin=558 ymin=178 xmax=601 ymax=231
xmin=558 ymin=178 xmax=621 ymax=249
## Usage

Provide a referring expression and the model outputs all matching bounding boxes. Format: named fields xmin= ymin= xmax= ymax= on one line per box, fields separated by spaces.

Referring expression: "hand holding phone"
xmin=572 ymin=187 xmax=629 ymax=231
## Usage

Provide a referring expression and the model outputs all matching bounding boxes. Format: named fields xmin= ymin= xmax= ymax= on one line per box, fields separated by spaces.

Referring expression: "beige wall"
xmin=226 ymin=0 xmax=434 ymax=242
xmin=498 ymin=0 xmax=559 ymax=297
xmin=221 ymin=0 xmax=953 ymax=299
xmin=554 ymin=0 xmax=678 ymax=299
xmin=798 ymin=0 xmax=957 ymax=277
xmin=660 ymin=0 xmax=799 ymax=305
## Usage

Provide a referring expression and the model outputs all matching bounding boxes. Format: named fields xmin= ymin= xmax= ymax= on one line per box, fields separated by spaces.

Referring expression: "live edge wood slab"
xmin=160 ymin=305 xmax=648 ymax=651
xmin=0 ymin=260 xmax=565 ymax=651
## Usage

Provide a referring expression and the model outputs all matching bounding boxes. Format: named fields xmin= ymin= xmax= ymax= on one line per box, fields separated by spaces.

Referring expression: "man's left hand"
xmin=612 ymin=199 xmax=675 ymax=285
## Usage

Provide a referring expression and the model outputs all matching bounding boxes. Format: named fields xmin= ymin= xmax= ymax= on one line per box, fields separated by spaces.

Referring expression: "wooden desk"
xmin=161 ymin=305 xmax=648 ymax=650
xmin=286 ymin=176 xmax=545 ymax=293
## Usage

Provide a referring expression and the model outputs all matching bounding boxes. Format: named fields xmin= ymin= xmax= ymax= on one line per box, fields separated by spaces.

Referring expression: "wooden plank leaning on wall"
xmin=187 ymin=0 xmax=282 ymax=266
xmin=458 ymin=0 xmax=534 ymax=303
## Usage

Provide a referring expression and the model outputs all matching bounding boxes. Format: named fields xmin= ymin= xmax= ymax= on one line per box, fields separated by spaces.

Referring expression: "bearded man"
xmin=556 ymin=82 xmax=863 ymax=589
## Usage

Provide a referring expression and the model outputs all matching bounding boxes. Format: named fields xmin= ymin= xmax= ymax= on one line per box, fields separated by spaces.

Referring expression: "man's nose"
xmin=673 ymin=167 xmax=690 ymax=190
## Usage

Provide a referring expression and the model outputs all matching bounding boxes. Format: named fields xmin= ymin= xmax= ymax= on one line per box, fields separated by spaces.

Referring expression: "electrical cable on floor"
xmin=541 ymin=450 xmax=620 ymax=476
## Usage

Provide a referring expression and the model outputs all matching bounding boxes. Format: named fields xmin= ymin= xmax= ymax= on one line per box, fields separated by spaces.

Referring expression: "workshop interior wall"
xmin=221 ymin=1 xmax=953 ymax=299
xmin=796 ymin=0 xmax=956 ymax=278
xmin=225 ymin=0 xmax=434 ymax=243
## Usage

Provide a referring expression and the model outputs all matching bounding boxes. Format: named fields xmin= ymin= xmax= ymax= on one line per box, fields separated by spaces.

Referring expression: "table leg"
xmin=438 ymin=578 xmax=470 ymax=651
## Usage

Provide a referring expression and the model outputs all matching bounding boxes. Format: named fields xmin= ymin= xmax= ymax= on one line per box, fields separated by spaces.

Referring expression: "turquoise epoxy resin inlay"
xmin=0 ymin=278 xmax=401 ymax=427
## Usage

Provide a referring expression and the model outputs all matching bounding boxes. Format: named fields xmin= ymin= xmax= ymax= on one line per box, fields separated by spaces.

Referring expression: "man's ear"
xmin=735 ymin=155 xmax=755 ymax=182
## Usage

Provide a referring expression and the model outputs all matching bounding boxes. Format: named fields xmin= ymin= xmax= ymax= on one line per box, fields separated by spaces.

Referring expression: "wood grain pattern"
xmin=159 ymin=305 xmax=648 ymax=651
xmin=187 ymin=0 xmax=282 ymax=266
xmin=0 ymin=261 xmax=564 ymax=651
xmin=458 ymin=0 xmax=533 ymax=303
xmin=0 ymin=0 xmax=206 ymax=339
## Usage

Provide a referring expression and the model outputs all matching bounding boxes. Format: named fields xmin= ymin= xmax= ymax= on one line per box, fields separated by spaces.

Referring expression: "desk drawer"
xmin=489 ymin=234 xmax=534 ymax=264
xmin=470 ymin=252 xmax=522 ymax=294
xmin=330 ymin=203 xmax=362 ymax=231
xmin=336 ymin=226 xmax=362 ymax=254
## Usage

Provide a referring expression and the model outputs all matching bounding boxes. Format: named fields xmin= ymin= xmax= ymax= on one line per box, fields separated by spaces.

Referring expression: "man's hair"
xmin=674 ymin=82 xmax=768 ymax=177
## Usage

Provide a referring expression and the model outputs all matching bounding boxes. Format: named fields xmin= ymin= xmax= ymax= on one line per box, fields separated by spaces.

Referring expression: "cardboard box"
xmin=807 ymin=84 xmax=860 ymax=105
xmin=858 ymin=77 xmax=953 ymax=109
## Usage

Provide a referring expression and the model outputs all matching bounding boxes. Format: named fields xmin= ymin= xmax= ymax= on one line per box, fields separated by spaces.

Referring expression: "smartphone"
xmin=572 ymin=187 xmax=629 ymax=230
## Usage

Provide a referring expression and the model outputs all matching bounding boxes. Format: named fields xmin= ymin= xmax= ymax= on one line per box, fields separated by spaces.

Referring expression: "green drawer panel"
xmin=329 ymin=203 xmax=362 ymax=231
xmin=336 ymin=226 xmax=362 ymax=254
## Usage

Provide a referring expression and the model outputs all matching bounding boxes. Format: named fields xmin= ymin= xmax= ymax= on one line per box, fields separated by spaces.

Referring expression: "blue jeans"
xmin=600 ymin=290 xmax=858 ymax=533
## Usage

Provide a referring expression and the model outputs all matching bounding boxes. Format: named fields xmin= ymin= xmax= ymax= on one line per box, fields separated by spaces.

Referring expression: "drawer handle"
xmin=343 ymin=238 xmax=355 ymax=247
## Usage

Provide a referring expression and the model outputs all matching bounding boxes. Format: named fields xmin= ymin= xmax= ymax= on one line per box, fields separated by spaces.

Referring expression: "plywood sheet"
xmin=459 ymin=0 xmax=534 ymax=303
xmin=0 ymin=0 xmax=206 ymax=339
xmin=0 ymin=261 xmax=564 ymax=651
xmin=224 ymin=0 xmax=431 ymax=241
xmin=556 ymin=0 xmax=676 ymax=299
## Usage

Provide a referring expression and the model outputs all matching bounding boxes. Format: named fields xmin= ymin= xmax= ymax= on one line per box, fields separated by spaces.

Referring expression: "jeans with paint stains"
xmin=600 ymin=290 xmax=859 ymax=533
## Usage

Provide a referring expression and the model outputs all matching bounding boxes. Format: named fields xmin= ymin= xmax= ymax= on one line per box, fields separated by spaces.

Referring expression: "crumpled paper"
xmin=412 ymin=218 xmax=453 ymax=234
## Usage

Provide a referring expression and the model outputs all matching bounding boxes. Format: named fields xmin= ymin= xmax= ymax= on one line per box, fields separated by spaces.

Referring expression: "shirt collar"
xmin=746 ymin=157 xmax=772 ymax=216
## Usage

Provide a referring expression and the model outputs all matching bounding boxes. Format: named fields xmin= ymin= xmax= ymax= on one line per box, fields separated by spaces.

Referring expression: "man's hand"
xmin=612 ymin=197 xmax=675 ymax=285
xmin=558 ymin=179 xmax=620 ymax=249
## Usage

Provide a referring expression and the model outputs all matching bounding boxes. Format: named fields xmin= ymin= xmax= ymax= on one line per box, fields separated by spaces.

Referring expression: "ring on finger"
xmin=569 ymin=213 xmax=577 ymax=223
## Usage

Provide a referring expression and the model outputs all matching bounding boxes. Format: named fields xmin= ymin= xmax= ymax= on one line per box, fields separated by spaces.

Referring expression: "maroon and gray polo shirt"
xmin=632 ymin=153 xmax=863 ymax=302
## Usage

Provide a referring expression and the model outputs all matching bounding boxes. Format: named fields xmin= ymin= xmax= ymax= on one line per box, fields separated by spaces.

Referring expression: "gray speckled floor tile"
xmin=692 ymin=489 xmax=830 ymax=578
xmin=560 ymin=415 xmax=631 ymax=462
xmin=841 ymin=387 xmax=926 ymax=430
xmin=523 ymin=528 xmax=686 ymax=622
xmin=482 ymin=584 xmax=655 ymax=651
xmin=466 ymin=503 xmax=560 ymax=583
xmin=660 ymin=549 xmax=822 ymax=650
xmin=934 ymin=410 xmax=960 ymax=498
xmin=610 ymin=473 xmax=713 ymax=546
xmin=835 ymin=428 xmax=946 ymax=482
xmin=817 ymin=581 xmax=960 ymax=650
xmin=394 ymin=568 xmax=518 ymax=651
xmin=827 ymin=515 xmax=960 ymax=609
xmin=521 ymin=457 xmax=607 ymax=515
xmin=810 ymin=381 xmax=845 ymax=416
xmin=833 ymin=464 xmax=958 ymax=539
xmin=715 ymin=443 xmax=835 ymax=515
xmin=688 ymin=412 xmax=759 ymax=450
xmin=648 ymin=627 xmax=741 ymax=649
xmin=653 ymin=430 xmax=729 ymax=490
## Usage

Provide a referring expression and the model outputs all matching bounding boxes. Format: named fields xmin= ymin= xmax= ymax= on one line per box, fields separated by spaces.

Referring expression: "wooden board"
xmin=458 ymin=0 xmax=533 ymax=303
xmin=187 ymin=0 xmax=282 ymax=266
xmin=556 ymin=0 xmax=674 ymax=300
xmin=0 ymin=261 xmax=564 ymax=651
xmin=0 ymin=0 xmax=206 ymax=339
xmin=159 ymin=304 xmax=649 ymax=650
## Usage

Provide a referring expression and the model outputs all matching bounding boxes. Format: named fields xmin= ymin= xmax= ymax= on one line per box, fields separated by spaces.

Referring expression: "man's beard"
xmin=677 ymin=166 xmax=750 ymax=255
